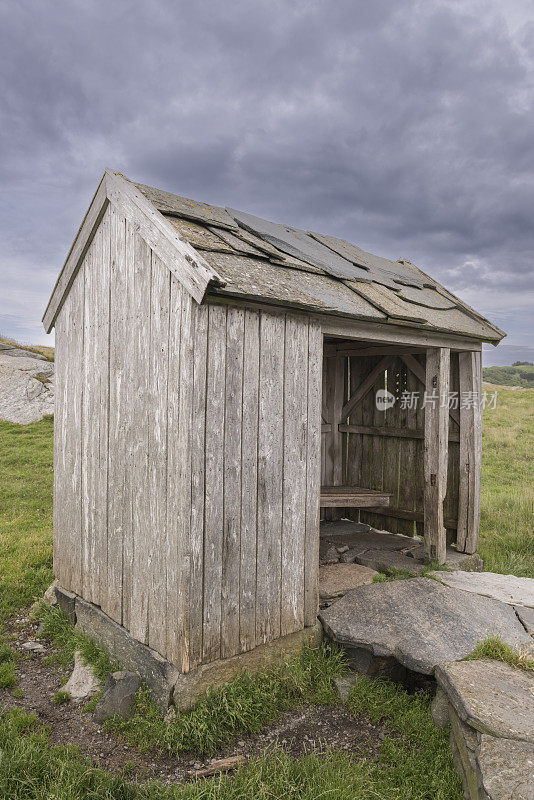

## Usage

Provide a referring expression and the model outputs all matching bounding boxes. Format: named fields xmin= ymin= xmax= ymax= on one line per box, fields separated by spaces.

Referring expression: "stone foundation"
xmin=55 ymin=587 xmax=322 ymax=713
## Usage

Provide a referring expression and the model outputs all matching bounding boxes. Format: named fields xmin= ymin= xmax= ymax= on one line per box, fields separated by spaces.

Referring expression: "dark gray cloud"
xmin=0 ymin=0 xmax=532 ymax=357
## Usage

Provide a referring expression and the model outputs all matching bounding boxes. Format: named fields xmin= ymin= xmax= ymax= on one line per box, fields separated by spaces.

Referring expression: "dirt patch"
xmin=1 ymin=614 xmax=393 ymax=785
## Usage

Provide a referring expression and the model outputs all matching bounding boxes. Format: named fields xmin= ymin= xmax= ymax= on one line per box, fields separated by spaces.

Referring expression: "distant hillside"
xmin=0 ymin=336 xmax=54 ymax=362
xmin=483 ymin=362 xmax=534 ymax=388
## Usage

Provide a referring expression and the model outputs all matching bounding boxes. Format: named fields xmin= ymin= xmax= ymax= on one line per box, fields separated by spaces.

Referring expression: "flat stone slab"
xmin=356 ymin=549 xmax=426 ymax=575
xmin=430 ymin=570 xmax=534 ymax=609
xmin=64 ymin=651 xmax=100 ymax=699
xmin=319 ymin=563 xmax=377 ymax=599
xmin=319 ymin=578 xmax=533 ymax=675
xmin=435 ymin=659 xmax=534 ymax=743
xmin=478 ymin=735 xmax=534 ymax=800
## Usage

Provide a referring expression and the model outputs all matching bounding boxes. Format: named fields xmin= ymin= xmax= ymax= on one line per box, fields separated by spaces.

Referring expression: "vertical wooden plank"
xmin=128 ymin=232 xmax=152 ymax=644
xmin=189 ymin=302 xmax=208 ymax=668
xmin=346 ymin=355 xmax=363 ymax=522
xmin=423 ymin=347 xmax=450 ymax=563
xmin=239 ymin=310 xmax=260 ymax=651
xmin=106 ymin=206 xmax=127 ymax=624
xmin=82 ymin=223 xmax=109 ymax=606
xmin=221 ymin=308 xmax=245 ymax=658
xmin=147 ymin=254 xmax=170 ymax=655
xmin=457 ymin=351 xmax=482 ymax=553
xmin=202 ymin=304 xmax=227 ymax=662
xmin=281 ymin=315 xmax=308 ymax=636
xmin=304 ymin=320 xmax=322 ymax=627
xmin=121 ymin=220 xmax=136 ymax=631
xmin=256 ymin=311 xmax=285 ymax=645
xmin=165 ymin=277 xmax=184 ymax=666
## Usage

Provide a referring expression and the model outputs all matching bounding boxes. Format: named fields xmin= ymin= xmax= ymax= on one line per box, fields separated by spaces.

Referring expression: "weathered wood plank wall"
xmin=53 ymin=203 xmax=322 ymax=673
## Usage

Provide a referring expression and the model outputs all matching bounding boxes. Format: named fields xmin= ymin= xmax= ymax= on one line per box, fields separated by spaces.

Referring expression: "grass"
xmin=478 ymin=387 xmax=534 ymax=577
xmin=0 ymin=674 xmax=462 ymax=800
xmin=0 ymin=334 xmax=55 ymax=362
xmin=465 ymin=635 xmax=534 ymax=672
xmin=52 ymin=689 xmax=71 ymax=705
xmin=0 ymin=417 xmax=54 ymax=626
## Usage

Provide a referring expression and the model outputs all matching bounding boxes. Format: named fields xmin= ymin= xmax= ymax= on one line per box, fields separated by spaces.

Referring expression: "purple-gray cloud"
xmin=0 ymin=0 xmax=532 ymax=359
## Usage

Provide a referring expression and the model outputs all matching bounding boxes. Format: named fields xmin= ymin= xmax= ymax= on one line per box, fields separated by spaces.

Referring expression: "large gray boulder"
xmin=319 ymin=578 xmax=532 ymax=675
xmin=93 ymin=670 xmax=141 ymax=723
xmin=0 ymin=354 xmax=54 ymax=424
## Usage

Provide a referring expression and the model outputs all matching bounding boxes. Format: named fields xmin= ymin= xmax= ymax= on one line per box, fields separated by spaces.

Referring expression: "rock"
xmin=430 ymin=570 xmax=534 ymax=609
xmin=435 ymin=659 xmax=534 ymax=743
xmin=43 ymin=580 xmax=59 ymax=606
xmin=93 ymin=671 xmax=141 ymax=723
xmin=0 ymin=343 xmax=46 ymax=360
xmin=431 ymin=687 xmax=451 ymax=729
xmin=336 ymin=545 xmax=349 ymax=554
xmin=408 ymin=545 xmax=484 ymax=572
xmin=319 ymin=563 xmax=378 ymax=600
xmin=319 ymin=578 xmax=533 ymax=675
xmin=22 ymin=641 xmax=45 ymax=652
xmin=515 ymin=605 xmax=534 ymax=635
xmin=339 ymin=547 xmax=364 ymax=563
xmin=478 ymin=735 xmax=534 ymax=800
xmin=0 ymin=354 xmax=54 ymax=424
xmin=64 ymin=651 xmax=100 ymax=699
xmin=356 ymin=549 xmax=426 ymax=575
xmin=323 ymin=546 xmax=339 ymax=564
xmin=333 ymin=673 xmax=360 ymax=702
xmin=55 ymin=585 xmax=77 ymax=624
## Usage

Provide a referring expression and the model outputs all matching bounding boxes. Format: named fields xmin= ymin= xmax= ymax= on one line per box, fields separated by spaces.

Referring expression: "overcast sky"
xmin=1 ymin=0 xmax=533 ymax=364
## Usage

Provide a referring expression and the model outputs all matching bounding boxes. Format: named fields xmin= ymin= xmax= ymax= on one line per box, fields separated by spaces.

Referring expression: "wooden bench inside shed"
xmin=320 ymin=486 xmax=392 ymax=508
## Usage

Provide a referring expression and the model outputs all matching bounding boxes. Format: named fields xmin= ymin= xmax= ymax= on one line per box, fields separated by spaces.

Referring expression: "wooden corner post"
xmin=456 ymin=351 xmax=482 ymax=553
xmin=423 ymin=347 xmax=450 ymax=563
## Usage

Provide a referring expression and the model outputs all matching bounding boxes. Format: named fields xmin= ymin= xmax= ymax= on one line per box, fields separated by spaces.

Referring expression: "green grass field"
xmin=0 ymin=385 xmax=532 ymax=798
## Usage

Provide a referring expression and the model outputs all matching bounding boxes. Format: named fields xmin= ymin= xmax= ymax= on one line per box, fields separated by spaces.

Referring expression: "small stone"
xmin=63 ymin=651 xmax=100 ymax=699
xmin=190 ymin=755 xmax=246 ymax=778
xmin=164 ymin=706 xmax=177 ymax=724
xmin=43 ymin=580 xmax=59 ymax=607
xmin=333 ymin=673 xmax=359 ymax=702
xmin=336 ymin=545 xmax=349 ymax=554
xmin=324 ymin=547 xmax=339 ymax=564
xmin=93 ymin=671 xmax=141 ymax=723
xmin=356 ymin=549 xmax=426 ymax=575
xmin=21 ymin=641 xmax=45 ymax=652
xmin=339 ymin=547 xmax=364 ymax=563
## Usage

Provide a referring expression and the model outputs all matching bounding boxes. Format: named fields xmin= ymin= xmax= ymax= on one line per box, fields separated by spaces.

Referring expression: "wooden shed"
xmin=43 ymin=170 xmax=504 ymax=702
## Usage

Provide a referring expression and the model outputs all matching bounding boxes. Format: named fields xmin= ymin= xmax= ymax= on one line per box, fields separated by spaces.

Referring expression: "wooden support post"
xmin=423 ymin=347 xmax=450 ymax=563
xmin=322 ymin=355 xmax=345 ymax=520
xmin=456 ymin=351 xmax=482 ymax=553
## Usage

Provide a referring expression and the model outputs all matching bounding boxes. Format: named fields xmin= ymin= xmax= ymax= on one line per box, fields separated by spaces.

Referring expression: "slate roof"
xmin=135 ymin=181 xmax=504 ymax=342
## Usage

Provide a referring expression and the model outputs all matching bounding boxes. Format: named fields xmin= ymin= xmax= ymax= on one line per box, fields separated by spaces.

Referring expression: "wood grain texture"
xmin=202 ymin=304 xmax=227 ymax=662
xmin=239 ymin=310 xmax=260 ymax=651
xmin=256 ymin=312 xmax=285 ymax=645
xmin=221 ymin=308 xmax=245 ymax=658
xmin=423 ymin=347 xmax=450 ymax=563
xmin=456 ymin=351 xmax=482 ymax=553
xmin=304 ymin=321 xmax=322 ymax=626
xmin=281 ymin=316 xmax=308 ymax=636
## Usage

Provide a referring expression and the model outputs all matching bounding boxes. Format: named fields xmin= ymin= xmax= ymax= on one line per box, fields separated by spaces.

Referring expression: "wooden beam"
xmin=423 ymin=347 xmax=450 ymax=563
xmin=401 ymin=353 xmax=460 ymax=428
xmin=339 ymin=423 xmax=460 ymax=443
xmin=43 ymin=177 xmax=109 ymax=332
xmin=340 ymin=356 xmax=392 ymax=423
xmin=456 ymin=351 xmax=482 ymax=554
xmin=366 ymin=505 xmax=457 ymax=530
xmin=318 ymin=316 xmax=486 ymax=350
xmin=324 ymin=343 xmax=426 ymax=358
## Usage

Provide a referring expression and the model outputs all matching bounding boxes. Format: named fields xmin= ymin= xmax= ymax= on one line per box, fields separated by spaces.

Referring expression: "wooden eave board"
xmin=135 ymin=182 xmax=238 ymax=230
xmin=203 ymin=252 xmax=387 ymax=321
